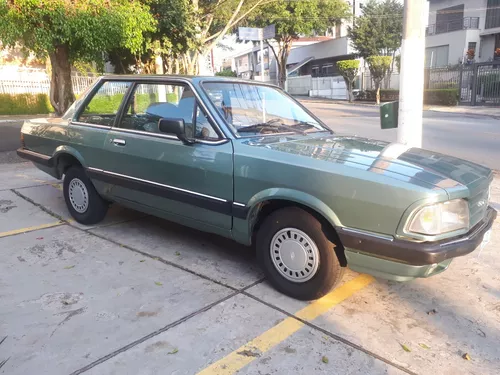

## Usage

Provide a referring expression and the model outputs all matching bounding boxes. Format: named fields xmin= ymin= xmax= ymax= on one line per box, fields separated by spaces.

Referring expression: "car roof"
xmin=102 ymin=74 xmax=266 ymax=84
xmin=99 ymin=74 xmax=268 ymax=86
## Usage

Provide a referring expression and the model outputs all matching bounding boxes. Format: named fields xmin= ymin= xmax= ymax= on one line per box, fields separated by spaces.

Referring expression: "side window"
xmin=77 ymin=81 xmax=131 ymax=126
xmin=119 ymin=83 xmax=219 ymax=140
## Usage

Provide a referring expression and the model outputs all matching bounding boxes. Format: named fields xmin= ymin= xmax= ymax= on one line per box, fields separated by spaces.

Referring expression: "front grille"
xmin=468 ymin=185 xmax=490 ymax=228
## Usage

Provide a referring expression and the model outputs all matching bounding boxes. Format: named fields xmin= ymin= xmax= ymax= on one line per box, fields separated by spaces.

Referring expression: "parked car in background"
xmin=18 ymin=76 xmax=496 ymax=300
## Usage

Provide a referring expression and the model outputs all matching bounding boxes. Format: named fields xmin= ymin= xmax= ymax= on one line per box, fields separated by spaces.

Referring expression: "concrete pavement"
xmin=0 ymin=162 xmax=499 ymax=375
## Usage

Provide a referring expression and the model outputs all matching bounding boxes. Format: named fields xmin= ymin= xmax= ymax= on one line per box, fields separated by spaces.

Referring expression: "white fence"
xmin=0 ymin=75 xmax=99 ymax=96
xmin=362 ymin=72 xmax=400 ymax=90
xmin=288 ymin=75 xmax=348 ymax=100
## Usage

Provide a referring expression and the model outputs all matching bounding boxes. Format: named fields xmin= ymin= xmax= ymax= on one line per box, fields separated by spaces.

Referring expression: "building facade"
xmin=426 ymin=0 xmax=500 ymax=67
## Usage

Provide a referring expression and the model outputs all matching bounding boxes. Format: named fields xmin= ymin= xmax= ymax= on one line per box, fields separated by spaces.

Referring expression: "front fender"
xmin=240 ymin=188 xmax=342 ymax=244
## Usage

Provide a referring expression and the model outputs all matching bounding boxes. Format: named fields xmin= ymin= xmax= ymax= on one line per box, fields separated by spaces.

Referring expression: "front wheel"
xmin=256 ymin=207 xmax=345 ymax=300
xmin=63 ymin=166 xmax=108 ymax=225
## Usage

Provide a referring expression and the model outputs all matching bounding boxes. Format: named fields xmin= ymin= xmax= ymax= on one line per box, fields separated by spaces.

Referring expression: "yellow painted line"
xmin=0 ymin=221 xmax=65 ymax=238
xmin=51 ymin=183 xmax=62 ymax=191
xmin=197 ymin=274 xmax=374 ymax=375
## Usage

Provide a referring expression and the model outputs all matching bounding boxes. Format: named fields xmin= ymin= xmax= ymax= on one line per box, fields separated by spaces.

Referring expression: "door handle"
xmin=112 ymin=139 xmax=126 ymax=146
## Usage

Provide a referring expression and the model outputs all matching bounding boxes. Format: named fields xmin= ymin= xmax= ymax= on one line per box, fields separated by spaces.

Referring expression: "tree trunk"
xmin=347 ymin=81 xmax=354 ymax=103
xmin=175 ymin=58 xmax=180 ymax=75
xmin=48 ymin=44 xmax=75 ymax=116
xmin=375 ymin=82 xmax=381 ymax=105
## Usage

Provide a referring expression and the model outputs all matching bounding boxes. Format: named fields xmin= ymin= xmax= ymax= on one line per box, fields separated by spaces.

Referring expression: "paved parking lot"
xmin=1 ymin=162 xmax=499 ymax=375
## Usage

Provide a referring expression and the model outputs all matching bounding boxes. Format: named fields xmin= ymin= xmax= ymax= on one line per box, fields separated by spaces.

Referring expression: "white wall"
xmin=480 ymin=35 xmax=497 ymax=62
xmin=426 ymin=30 xmax=468 ymax=65
xmin=287 ymin=75 xmax=312 ymax=95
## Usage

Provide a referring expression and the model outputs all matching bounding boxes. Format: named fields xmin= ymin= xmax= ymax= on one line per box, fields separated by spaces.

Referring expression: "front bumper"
xmin=338 ymin=207 xmax=497 ymax=281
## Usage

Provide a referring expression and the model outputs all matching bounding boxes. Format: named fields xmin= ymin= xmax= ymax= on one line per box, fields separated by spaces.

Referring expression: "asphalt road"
xmin=1 ymin=106 xmax=499 ymax=170
xmin=300 ymin=101 xmax=500 ymax=171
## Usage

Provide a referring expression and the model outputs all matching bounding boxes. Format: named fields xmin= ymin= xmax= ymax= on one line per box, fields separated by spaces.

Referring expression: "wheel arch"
xmin=245 ymin=189 xmax=347 ymax=267
xmin=52 ymin=146 xmax=86 ymax=178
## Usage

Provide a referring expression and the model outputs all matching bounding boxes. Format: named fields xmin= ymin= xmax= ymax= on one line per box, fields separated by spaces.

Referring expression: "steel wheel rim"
xmin=68 ymin=178 xmax=89 ymax=213
xmin=270 ymin=228 xmax=320 ymax=283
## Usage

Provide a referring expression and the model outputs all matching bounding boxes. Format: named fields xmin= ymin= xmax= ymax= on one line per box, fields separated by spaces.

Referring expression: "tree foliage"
xmin=336 ymin=59 xmax=360 ymax=102
xmin=348 ymin=0 xmax=403 ymax=58
xmin=0 ymin=0 xmax=155 ymax=114
xmin=248 ymin=0 xmax=350 ymax=87
xmin=366 ymin=55 xmax=392 ymax=104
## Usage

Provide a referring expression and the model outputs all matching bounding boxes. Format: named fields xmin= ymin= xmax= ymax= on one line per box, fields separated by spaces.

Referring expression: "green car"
xmin=18 ymin=76 xmax=496 ymax=300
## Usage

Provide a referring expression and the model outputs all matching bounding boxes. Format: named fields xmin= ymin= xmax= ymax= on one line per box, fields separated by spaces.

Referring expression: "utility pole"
xmin=397 ymin=0 xmax=427 ymax=148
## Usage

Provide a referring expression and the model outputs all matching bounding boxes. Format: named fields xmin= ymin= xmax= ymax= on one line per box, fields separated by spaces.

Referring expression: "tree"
xmin=347 ymin=0 xmax=403 ymax=58
xmin=0 ymin=0 xmax=155 ymax=115
xmin=366 ymin=56 xmax=392 ymax=104
xmin=336 ymin=60 xmax=360 ymax=103
xmin=248 ymin=0 xmax=350 ymax=88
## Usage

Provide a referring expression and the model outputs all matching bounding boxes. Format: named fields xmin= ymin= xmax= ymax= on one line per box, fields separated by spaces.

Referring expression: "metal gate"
xmin=460 ymin=62 xmax=500 ymax=106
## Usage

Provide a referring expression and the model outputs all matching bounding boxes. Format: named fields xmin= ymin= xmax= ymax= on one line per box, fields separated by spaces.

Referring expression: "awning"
xmin=287 ymin=56 xmax=314 ymax=75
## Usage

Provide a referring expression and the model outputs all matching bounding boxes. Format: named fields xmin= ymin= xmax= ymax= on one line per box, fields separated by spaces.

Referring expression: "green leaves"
xmin=347 ymin=0 xmax=403 ymax=58
xmin=366 ymin=55 xmax=393 ymax=82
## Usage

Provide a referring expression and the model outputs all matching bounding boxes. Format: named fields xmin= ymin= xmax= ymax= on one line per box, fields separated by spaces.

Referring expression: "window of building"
xmin=486 ymin=0 xmax=500 ymax=29
xmin=425 ymin=45 xmax=450 ymax=68
xmin=436 ymin=5 xmax=464 ymax=34
xmin=468 ymin=42 xmax=477 ymax=51
xmin=311 ymin=66 xmax=320 ymax=77
xmin=321 ymin=64 xmax=334 ymax=76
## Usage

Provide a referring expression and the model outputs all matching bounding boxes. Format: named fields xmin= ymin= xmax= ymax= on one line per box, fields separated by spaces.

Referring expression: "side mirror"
xmin=158 ymin=118 xmax=193 ymax=144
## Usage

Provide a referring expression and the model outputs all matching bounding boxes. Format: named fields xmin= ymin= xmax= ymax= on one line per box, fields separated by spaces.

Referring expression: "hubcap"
xmin=68 ymin=178 xmax=89 ymax=213
xmin=270 ymin=228 xmax=320 ymax=283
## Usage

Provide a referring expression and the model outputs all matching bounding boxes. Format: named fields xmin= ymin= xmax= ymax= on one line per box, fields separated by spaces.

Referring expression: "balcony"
xmin=426 ymin=17 xmax=480 ymax=36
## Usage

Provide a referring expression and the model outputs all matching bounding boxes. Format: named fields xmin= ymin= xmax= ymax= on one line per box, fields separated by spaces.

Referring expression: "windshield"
xmin=203 ymin=82 xmax=329 ymax=136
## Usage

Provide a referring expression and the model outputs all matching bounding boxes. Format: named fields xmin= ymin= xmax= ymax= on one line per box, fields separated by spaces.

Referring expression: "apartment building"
xmin=426 ymin=0 xmax=500 ymax=67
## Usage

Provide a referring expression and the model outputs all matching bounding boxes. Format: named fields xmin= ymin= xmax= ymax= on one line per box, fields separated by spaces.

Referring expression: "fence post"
xmin=471 ymin=63 xmax=478 ymax=106
xmin=458 ymin=64 xmax=464 ymax=103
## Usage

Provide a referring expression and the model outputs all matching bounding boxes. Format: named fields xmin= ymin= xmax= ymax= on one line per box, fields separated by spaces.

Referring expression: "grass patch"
xmin=0 ymin=93 xmax=53 ymax=115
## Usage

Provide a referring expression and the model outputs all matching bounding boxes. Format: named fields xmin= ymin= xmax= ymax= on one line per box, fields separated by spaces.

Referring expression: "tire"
xmin=256 ymin=207 xmax=345 ymax=300
xmin=63 ymin=166 xmax=108 ymax=225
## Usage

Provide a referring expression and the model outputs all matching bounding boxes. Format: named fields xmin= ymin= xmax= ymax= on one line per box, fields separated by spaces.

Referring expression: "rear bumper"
xmin=339 ymin=207 xmax=497 ymax=281
xmin=17 ymin=148 xmax=53 ymax=167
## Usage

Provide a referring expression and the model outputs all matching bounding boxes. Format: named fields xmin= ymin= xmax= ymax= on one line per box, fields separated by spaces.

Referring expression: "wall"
xmin=428 ymin=0 xmax=487 ymax=25
xmin=287 ymin=75 xmax=312 ymax=95
xmin=480 ymin=34 xmax=497 ymax=61
xmin=426 ymin=30 xmax=469 ymax=65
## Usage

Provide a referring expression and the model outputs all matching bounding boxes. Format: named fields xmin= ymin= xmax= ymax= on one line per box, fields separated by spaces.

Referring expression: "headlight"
xmin=407 ymin=199 xmax=469 ymax=235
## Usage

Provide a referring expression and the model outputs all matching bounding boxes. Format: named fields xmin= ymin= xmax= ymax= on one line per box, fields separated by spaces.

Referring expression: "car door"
xmin=99 ymin=80 xmax=234 ymax=230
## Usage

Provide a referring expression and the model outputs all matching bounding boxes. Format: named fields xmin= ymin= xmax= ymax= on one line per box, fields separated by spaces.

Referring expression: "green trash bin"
xmin=380 ymin=101 xmax=399 ymax=129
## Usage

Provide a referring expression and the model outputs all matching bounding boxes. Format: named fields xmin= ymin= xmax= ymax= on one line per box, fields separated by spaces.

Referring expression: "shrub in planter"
xmin=0 ymin=93 xmax=53 ymax=115
xmin=356 ymin=88 xmax=458 ymax=106
xmin=424 ymin=89 xmax=459 ymax=106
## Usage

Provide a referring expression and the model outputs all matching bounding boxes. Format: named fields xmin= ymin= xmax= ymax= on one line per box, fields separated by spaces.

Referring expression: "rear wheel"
xmin=63 ymin=166 xmax=108 ymax=224
xmin=256 ymin=207 xmax=344 ymax=300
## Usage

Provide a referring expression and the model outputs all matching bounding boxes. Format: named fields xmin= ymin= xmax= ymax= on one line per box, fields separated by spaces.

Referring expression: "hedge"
xmin=0 ymin=93 xmax=53 ymax=115
xmin=356 ymin=89 xmax=459 ymax=106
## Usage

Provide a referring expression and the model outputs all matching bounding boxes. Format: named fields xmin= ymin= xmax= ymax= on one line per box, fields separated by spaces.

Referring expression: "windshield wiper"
xmin=238 ymin=119 xmax=306 ymax=135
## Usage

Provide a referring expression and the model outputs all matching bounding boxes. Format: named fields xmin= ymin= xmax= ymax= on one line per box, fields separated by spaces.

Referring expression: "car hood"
xmin=243 ymin=134 xmax=492 ymax=196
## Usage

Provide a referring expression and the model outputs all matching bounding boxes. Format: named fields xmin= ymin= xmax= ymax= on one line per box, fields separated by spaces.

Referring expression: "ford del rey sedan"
xmin=18 ymin=76 xmax=496 ymax=300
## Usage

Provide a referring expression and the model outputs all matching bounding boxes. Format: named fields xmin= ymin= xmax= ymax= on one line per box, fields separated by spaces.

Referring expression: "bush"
xmin=0 ymin=93 xmax=53 ymax=115
xmin=215 ymin=69 xmax=237 ymax=77
xmin=424 ymin=89 xmax=459 ymax=106
xmin=356 ymin=89 xmax=459 ymax=106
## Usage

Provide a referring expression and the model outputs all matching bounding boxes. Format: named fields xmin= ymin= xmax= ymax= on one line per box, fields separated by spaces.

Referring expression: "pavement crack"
xmin=11 ymin=188 xmax=66 ymax=222
xmin=51 ymin=307 xmax=87 ymax=337
xmin=69 ymin=290 xmax=241 ymax=375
